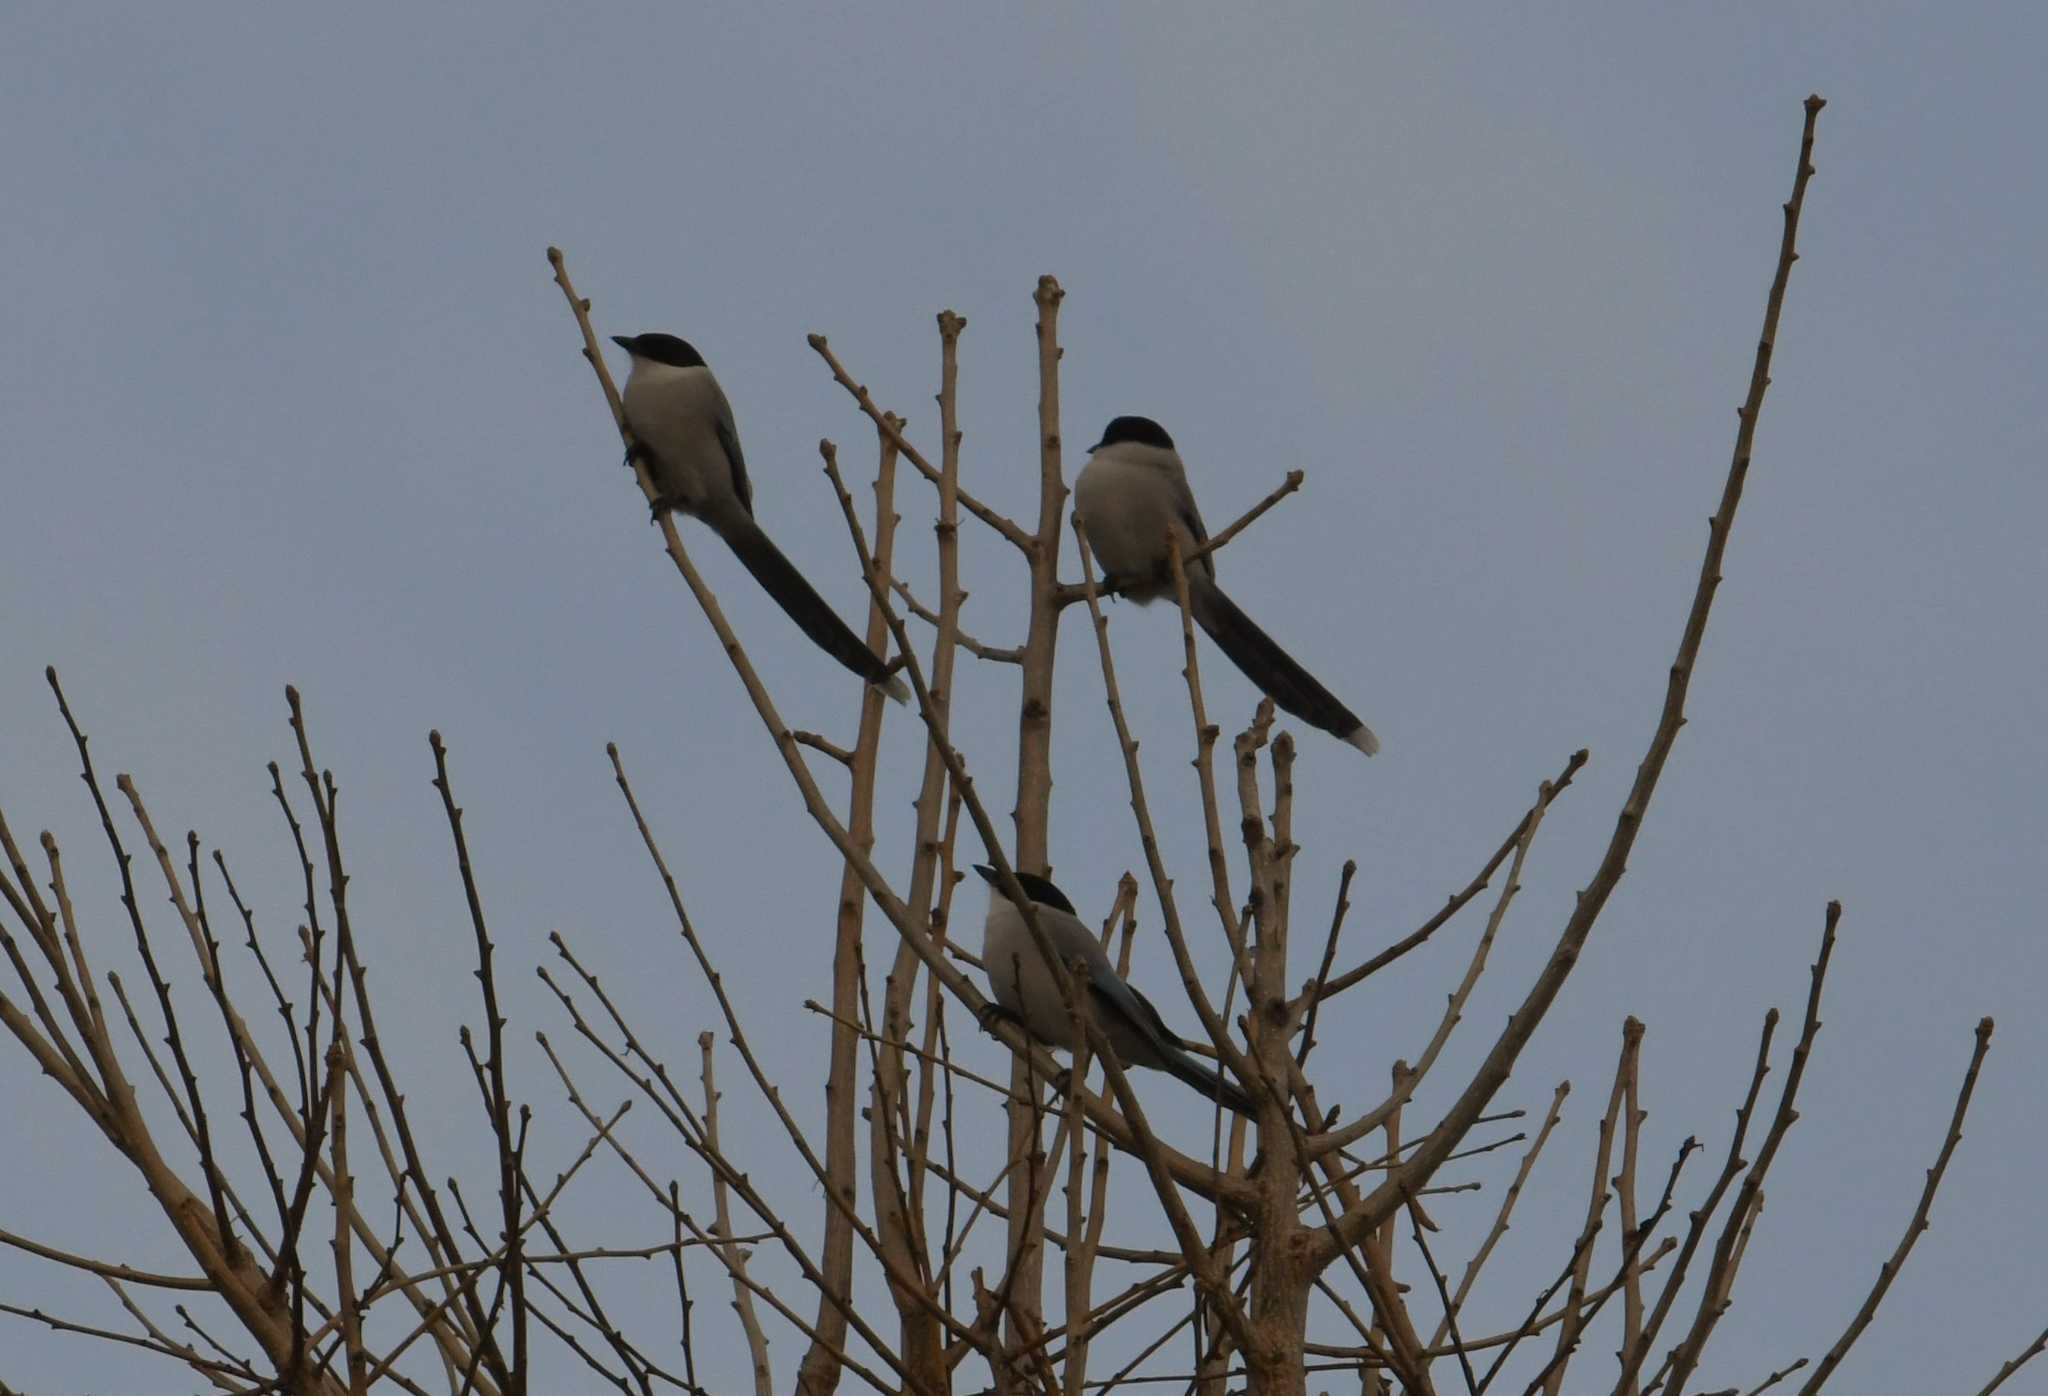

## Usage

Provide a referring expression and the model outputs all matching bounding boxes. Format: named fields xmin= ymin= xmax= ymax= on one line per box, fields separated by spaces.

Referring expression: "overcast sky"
xmin=4 ymin=6 xmax=2043 ymax=1393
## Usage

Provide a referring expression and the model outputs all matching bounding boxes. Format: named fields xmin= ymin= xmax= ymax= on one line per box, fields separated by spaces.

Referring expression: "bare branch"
xmin=1791 ymin=1017 xmax=1995 ymax=1396
xmin=1431 ymin=1082 xmax=1570 ymax=1348
xmin=1309 ymin=750 xmax=1586 ymax=1009
xmin=1312 ymin=766 xmax=1559 ymax=1159
xmin=699 ymin=1033 xmax=773 ymax=1396
xmin=1325 ymin=94 xmax=1828 ymax=1257
xmin=1660 ymin=903 xmax=1842 ymax=1396
xmin=0 ymin=1228 xmax=214 ymax=1291
xmin=806 ymin=331 xmax=1033 ymax=551
xmin=1974 ymin=1323 xmax=2048 ymax=1396
xmin=1539 ymin=1019 xmax=1639 ymax=1395
xmin=890 ymin=578 xmax=1022 ymax=663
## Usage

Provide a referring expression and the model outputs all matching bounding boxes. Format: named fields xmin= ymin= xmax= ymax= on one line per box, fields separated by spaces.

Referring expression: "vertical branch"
xmin=285 ymin=689 xmax=504 ymax=1393
xmin=429 ymin=731 xmax=526 ymax=1396
xmin=1540 ymin=1019 xmax=1639 ymax=1396
xmin=192 ymin=840 xmax=292 ymax=1245
xmin=1003 ymin=275 xmax=1067 ymax=1384
xmin=1296 ymin=861 xmax=1356 ymax=1069
xmin=698 ymin=1034 xmax=773 ymax=1396
xmin=1404 ymin=1191 xmax=1477 ymax=1396
xmin=1612 ymin=1015 xmax=1776 ymax=1396
xmin=1164 ymin=535 xmax=1256 ymax=992
xmin=328 ymin=1044 xmax=370 ymax=1396
xmin=860 ymin=308 xmax=970 ymax=1396
xmin=894 ymin=311 xmax=969 ymax=1152
xmin=1063 ymin=878 xmax=1135 ymax=1396
xmin=909 ymin=788 xmax=966 ymax=1289
xmin=1368 ymin=1066 xmax=1409 ymax=1396
xmin=1237 ymin=726 xmax=1406 ymax=1393
xmin=1010 ymin=274 xmax=1067 ymax=873
xmin=856 ymin=307 xmax=966 ymax=1391
xmin=1058 ymin=952 xmax=1097 ymax=1396
xmin=669 ymin=1182 xmax=701 ymax=1396
xmin=1254 ymin=716 xmax=1297 ymax=1041
xmin=1660 ymin=904 xmax=1840 ymax=1396
xmin=803 ymin=411 xmax=908 ymax=1396
xmin=1617 ymin=1035 xmax=1647 ymax=1395
xmin=266 ymin=759 xmax=322 ymax=1120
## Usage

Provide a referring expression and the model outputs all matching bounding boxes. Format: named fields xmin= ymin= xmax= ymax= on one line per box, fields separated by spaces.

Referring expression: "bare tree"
xmin=2 ymin=94 xmax=2033 ymax=1396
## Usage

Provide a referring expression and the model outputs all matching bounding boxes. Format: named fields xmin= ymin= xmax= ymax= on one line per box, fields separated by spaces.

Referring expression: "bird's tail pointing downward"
xmin=1159 ymin=1045 xmax=1258 ymax=1117
xmin=1188 ymin=576 xmax=1379 ymax=755
xmin=716 ymin=516 xmax=909 ymax=702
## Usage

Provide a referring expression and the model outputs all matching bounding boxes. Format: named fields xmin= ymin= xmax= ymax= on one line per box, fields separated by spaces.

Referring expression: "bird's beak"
xmin=610 ymin=335 xmax=634 ymax=351
xmin=971 ymin=864 xmax=999 ymax=885
xmin=1084 ymin=439 xmax=1105 ymax=454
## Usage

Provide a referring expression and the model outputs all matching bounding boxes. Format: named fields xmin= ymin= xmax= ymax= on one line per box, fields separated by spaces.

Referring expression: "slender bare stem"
xmin=1790 ymin=1017 xmax=1995 ymax=1396
xmin=1327 ymin=94 xmax=1828 ymax=1257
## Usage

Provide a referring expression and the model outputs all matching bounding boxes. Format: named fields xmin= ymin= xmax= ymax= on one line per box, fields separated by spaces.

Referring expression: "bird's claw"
xmin=977 ymin=1001 xmax=1022 ymax=1036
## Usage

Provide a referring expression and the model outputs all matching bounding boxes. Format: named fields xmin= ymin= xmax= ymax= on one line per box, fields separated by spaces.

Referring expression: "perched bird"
xmin=611 ymin=332 xmax=907 ymax=701
xmin=973 ymin=863 xmax=1255 ymax=1116
xmin=1075 ymin=415 xmax=1378 ymax=755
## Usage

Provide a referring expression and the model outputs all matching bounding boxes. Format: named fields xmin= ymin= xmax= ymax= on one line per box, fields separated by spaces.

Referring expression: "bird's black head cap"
xmin=1090 ymin=415 xmax=1175 ymax=453
xmin=612 ymin=333 xmax=707 ymax=368
xmin=972 ymin=864 xmax=1076 ymax=916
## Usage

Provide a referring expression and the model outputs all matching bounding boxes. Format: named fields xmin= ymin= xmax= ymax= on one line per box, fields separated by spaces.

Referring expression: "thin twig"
xmin=890 ymin=579 xmax=1022 ymax=663
xmin=1309 ymin=751 xmax=1586 ymax=1009
xmin=429 ymin=731 xmax=527 ymax=1394
xmin=1431 ymin=1082 xmax=1570 ymax=1347
xmin=1791 ymin=1017 xmax=1995 ymax=1396
xmin=806 ymin=331 xmax=1032 ymax=551
xmin=1973 ymin=1322 xmax=2048 ymax=1396
xmin=1660 ymin=903 xmax=1842 ymax=1396
xmin=698 ymin=1034 xmax=771 ymax=1396
xmin=1296 ymin=860 xmax=1356 ymax=1069
xmin=1314 ymin=768 xmax=1558 ymax=1159
xmin=1539 ymin=1020 xmax=1639 ymax=1396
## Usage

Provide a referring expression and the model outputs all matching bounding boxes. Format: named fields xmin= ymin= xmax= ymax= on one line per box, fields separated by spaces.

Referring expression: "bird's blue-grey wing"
xmin=712 ymin=397 xmax=754 ymax=517
xmin=1083 ymin=963 xmax=1183 ymax=1058
xmin=1119 ymin=981 xmax=1190 ymax=1054
xmin=1167 ymin=476 xmax=1214 ymax=578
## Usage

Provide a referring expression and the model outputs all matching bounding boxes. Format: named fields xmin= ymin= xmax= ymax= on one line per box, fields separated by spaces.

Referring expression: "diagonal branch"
xmin=806 ymin=331 xmax=1032 ymax=551
xmin=1307 ymin=750 xmax=1586 ymax=1011
xmin=1791 ymin=1017 xmax=1995 ymax=1396
xmin=1318 ymin=94 xmax=1827 ymax=1263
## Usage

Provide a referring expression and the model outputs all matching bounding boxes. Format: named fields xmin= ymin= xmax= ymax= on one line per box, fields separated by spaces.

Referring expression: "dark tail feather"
xmin=1189 ymin=578 xmax=1379 ymax=755
xmin=1161 ymin=1048 xmax=1258 ymax=1117
xmin=718 ymin=517 xmax=908 ymax=702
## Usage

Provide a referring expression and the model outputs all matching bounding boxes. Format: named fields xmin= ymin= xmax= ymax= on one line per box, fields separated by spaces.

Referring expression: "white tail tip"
xmin=880 ymin=674 xmax=912 ymax=705
xmin=1345 ymin=724 xmax=1381 ymax=756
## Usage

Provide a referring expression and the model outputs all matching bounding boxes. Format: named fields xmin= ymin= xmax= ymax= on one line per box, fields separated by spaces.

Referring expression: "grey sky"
xmin=4 ymin=5 xmax=2043 ymax=1392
